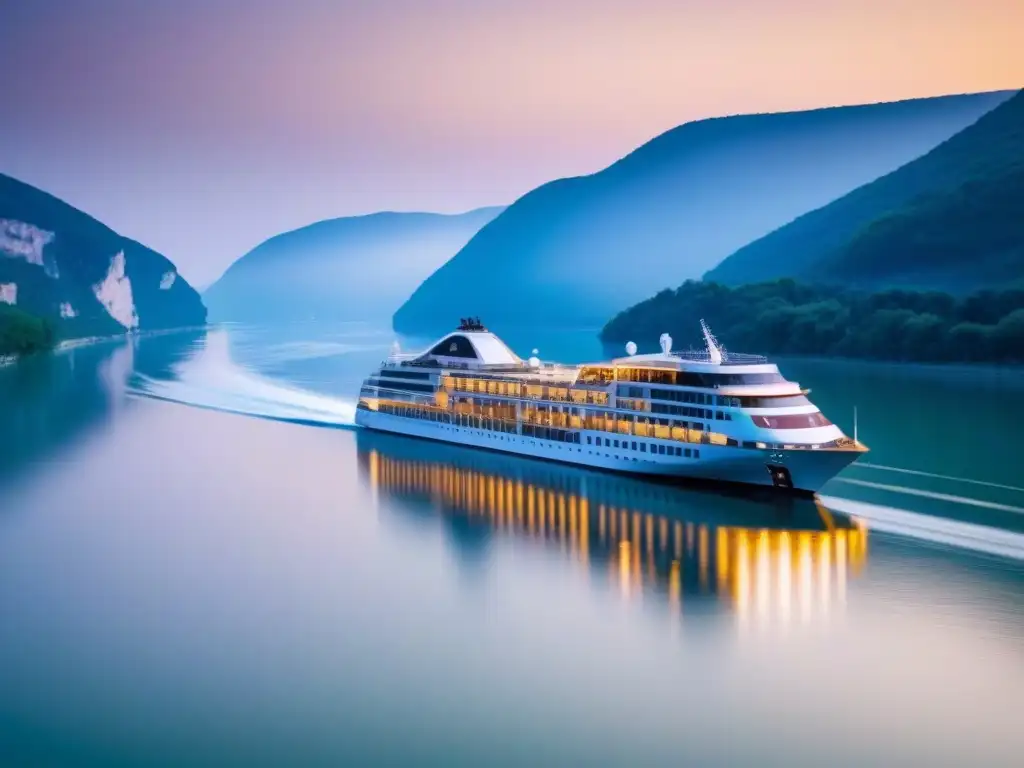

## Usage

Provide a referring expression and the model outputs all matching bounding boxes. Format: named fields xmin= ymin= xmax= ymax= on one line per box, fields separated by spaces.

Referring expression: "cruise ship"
xmin=355 ymin=318 xmax=867 ymax=494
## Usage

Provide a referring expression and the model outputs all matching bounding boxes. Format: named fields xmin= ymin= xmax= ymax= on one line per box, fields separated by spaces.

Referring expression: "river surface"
xmin=1 ymin=324 xmax=1023 ymax=766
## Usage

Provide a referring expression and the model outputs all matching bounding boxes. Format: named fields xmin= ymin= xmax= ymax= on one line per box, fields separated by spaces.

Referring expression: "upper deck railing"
xmin=669 ymin=349 xmax=769 ymax=365
xmin=380 ymin=348 xmax=771 ymax=376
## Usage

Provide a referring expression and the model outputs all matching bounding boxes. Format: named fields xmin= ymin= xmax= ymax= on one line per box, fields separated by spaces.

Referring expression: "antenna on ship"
xmin=700 ymin=319 xmax=723 ymax=365
xmin=854 ymin=405 xmax=858 ymax=444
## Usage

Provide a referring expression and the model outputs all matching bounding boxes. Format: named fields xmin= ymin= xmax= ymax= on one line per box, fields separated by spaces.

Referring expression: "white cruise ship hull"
xmin=355 ymin=409 xmax=859 ymax=495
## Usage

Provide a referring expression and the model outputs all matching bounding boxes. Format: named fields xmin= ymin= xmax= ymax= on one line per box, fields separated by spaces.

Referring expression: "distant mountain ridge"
xmin=706 ymin=89 xmax=1024 ymax=290
xmin=0 ymin=172 xmax=206 ymax=339
xmin=394 ymin=90 xmax=1015 ymax=335
xmin=204 ymin=206 xmax=504 ymax=324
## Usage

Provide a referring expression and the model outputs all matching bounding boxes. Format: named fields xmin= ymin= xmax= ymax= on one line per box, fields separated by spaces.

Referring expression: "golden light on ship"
xmin=359 ymin=446 xmax=868 ymax=631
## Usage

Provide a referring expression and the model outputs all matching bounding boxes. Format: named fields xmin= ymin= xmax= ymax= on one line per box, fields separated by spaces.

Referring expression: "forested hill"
xmin=394 ymin=91 xmax=1011 ymax=334
xmin=0 ymin=304 xmax=54 ymax=357
xmin=705 ymin=89 xmax=1023 ymax=291
xmin=601 ymin=280 xmax=1024 ymax=364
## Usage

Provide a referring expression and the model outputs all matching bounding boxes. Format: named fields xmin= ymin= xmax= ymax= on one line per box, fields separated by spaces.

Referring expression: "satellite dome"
xmin=625 ymin=341 xmax=637 ymax=356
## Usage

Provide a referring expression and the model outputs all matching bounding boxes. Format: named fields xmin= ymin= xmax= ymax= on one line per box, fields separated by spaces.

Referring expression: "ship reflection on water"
xmin=356 ymin=430 xmax=868 ymax=629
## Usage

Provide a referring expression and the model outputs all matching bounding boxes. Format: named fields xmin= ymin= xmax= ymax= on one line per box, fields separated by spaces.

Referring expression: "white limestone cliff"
xmin=160 ymin=271 xmax=177 ymax=290
xmin=0 ymin=219 xmax=58 ymax=277
xmin=60 ymin=301 xmax=78 ymax=319
xmin=0 ymin=282 xmax=16 ymax=305
xmin=92 ymin=250 xmax=139 ymax=329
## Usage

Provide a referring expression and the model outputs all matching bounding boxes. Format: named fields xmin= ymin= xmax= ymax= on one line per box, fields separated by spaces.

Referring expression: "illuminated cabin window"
xmin=578 ymin=367 xmax=614 ymax=384
xmin=622 ymin=369 xmax=785 ymax=387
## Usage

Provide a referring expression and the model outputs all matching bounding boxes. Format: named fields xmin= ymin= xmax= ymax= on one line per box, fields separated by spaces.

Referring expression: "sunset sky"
xmin=2 ymin=0 xmax=1021 ymax=286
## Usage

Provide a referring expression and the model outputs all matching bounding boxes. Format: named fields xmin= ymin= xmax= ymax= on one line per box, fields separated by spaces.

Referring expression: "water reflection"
xmin=0 ymin=329 xmax=206 ymax=485
xmin=357 ymin=430 xmax=868 ymax=631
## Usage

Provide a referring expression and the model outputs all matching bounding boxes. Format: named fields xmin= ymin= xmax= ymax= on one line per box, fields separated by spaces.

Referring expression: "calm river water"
xmin=1 ymin=324 xmax=1022 ymax=766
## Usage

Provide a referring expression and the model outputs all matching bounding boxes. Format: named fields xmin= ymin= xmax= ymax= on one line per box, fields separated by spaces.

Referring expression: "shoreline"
xmin=1 ymin=324 xmax=211 ymax=368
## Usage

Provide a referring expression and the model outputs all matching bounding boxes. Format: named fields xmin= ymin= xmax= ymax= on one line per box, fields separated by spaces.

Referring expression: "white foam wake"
xmin=853 ymin=461 xmax=1024 ymax=495
xmin=834 ymin=477 xmax=1024 ymax=515
xmin=821 ymin=495 xmax=1024 ymax=561
xmin=128 ymin=330 xmax=357 ymax=428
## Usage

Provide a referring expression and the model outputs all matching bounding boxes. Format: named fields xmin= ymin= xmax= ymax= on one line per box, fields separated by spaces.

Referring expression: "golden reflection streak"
xmin=716 ymin=528 xmax=729 ymax=592
xmin=362 ymin=450 xmax=870 ymax=630
xmin=619 ymin=541 xmax=631 ymax=598
xmin=367 ymin=450 xmax=380 ymax=506
xmin=778 ymin=531 xmax=792 ymax=628
xmin=569 ymin=496 xmax=578 ymax=557
xmin=559 ymin=493 xmax=567 ymax=550
xmin=579 ymin=499 xmax=589 ymax=566
xmin=735 ymin=529 xmax=751 ymax=635
xmin=798 ymin=532 xmax=813 ymax=626
xmin=818 ymin=533 xmax=832 ymax=620
xmin=836 ymin=529 xmax=847 ymax=608
xmin=669 ymin=560 xmax=681 ymax=618
xmin=527 ymin=484 xmax=536 ymax=536
xmin=698 ymin=525 xmax=709 ymax=592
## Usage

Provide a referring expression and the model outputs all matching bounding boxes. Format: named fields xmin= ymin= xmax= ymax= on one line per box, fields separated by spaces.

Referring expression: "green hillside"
xmin=706 ymin=89 xmax=1023 ymax=290
xmin=0 ymin=304 xmax=55 ymax=357
xmin=601 ymin=279 xmax=1024 ymax=365
xmin=394 ymin=91 xmax=1012 ymax=334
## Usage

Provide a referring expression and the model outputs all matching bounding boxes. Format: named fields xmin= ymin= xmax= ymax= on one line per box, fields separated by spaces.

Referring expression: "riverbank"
xmin=1 ymin=325 xmax=211 ymax=369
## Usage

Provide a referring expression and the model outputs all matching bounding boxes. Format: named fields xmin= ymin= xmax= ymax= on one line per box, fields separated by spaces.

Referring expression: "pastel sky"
xmin=1 ymin=0 xmax=1021 ymax=287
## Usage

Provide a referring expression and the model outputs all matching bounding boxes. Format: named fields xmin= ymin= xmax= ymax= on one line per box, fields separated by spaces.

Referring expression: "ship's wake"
xmin=127 ymin=329 xmax=358 ymax=429
xmin=821 ymin=495 xmax=1024 ymax=561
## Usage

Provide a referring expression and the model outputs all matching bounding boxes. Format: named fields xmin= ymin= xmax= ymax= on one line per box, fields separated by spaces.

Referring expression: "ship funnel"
xmin=659 ymin=333 xmax=672 ymax=355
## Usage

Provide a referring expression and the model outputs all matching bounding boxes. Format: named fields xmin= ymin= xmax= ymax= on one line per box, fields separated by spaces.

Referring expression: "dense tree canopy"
xmin=0 ymin=305 xmax=56 ymax=358
xmin=706 ymin=90 xmax=1023 ymax=293
xmin=601 ymin=279 xmax=1024 ymax=364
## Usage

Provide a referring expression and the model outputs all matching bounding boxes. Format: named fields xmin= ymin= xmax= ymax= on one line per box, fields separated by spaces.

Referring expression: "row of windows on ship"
xmin=371 ymin=400 xmax=708 ymax=456
xmin=362 ymin=394 xmax=840 ymax=448
xmin=384 ymin=364 xmax=786 ymax=389
xmin=577 ymin=367 xmax=786 ymax=387
xmin=379 ymin=372 xmax=810 ymax=414
xmin=363 ymin=380 xmax=834 ymax=432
